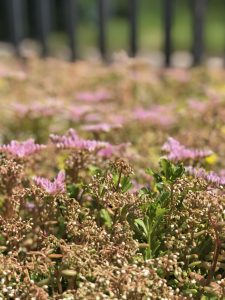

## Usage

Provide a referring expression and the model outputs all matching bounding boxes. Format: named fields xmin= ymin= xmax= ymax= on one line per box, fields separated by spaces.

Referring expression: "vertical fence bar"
xmin=98 ymin=0 xmax=107 ymax=61
xmin=65 ymin=0 xmax=77 ymax=61
xmin=35 ymin=0 xmax=51 ymax=57
xmin=163 ymin=0 xmax=174 ymax=67
xmin=192 ymin=0 xmax=207 ymax=66
xmin=6 ymin=0 xmax=24 ymax=56
xmin=129 ymin=0 xmax=138 ymax=57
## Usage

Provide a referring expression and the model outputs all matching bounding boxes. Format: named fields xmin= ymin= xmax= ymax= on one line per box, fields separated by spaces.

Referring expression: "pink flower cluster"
xmin=67 ymin=105 xmax=92 ymax=121
xmin=0 ymin=139 xmax=46 ymax=158
xmin=82 ymin=122 xmax=122 ymax=133
xmin=76 ymin=90 xmax=111 ymax=102
xmin=0 ymin=67 xmax=26 ymax=80
xmin=133 ymin=105 xmax=175 ymax=127
xmin=164 ymin=68 xmax=191 ymax=83
xmin=50 ymin=129 xmax=108 ymax=151
xmin=50 ymin=129 xmax=129 ymax=157
xmin=33 ymin=170 xmax=66 ymax=195
xmin=11 ymin=99 xmax=61 ymax=118
xmin=97 ymin=143 xmax=129 ymax=158
xmin=188 ymin=99 xmax=208 ymax=114
xmin=185 ymin=166 xmax=225 ymax=187
xmin=162 ymin=137 xmax=212 ymax=162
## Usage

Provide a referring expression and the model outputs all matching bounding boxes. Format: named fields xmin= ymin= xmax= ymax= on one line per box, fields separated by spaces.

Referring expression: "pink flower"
xmin=0 ymin=67 xmax=26 ymax=80
xmin=133 ymin=105 xmax=175 ymax=127
xmin=188 ymin=96 xmax=222 ymax=116
xmin=84 ymin=113 xmax=102 ymax=122
xmin=11 ymin=99 xmax=61 ymax=118
xmin=219 ymin=170 xmax=225 ymax=177
xmin=67 ymin=105 xmax=93 ymax=121
xmin=188 ymin=99 xmax=208 ymax=113
xmin=162 ymin=137 xmax=212 ymax=162
xmin=50 ymin=129 xmax=108 ymax=151
xmin=25 ymin=202 xmax=36 ymax=211
xmin=185 ymin=166 xmax=225 ymax=187
xmin=107 ymin=115 xmax=125 ymax=125
xmin=130 ymin=180 xmax=143 ymax=194
xmin=97 ymin=143 xmax=129 ymax=158
xmin=76 ymin=90 xmax=111 ymax=102
xmin=0 ymin=139 xmax=46 ymax=158
xmin=164 ymin=68 xmax=190 ymax=83
xmin=82 ymin=123 xmax=122 ymax=133
xmin=33 ymin=170 xmax=66 ymax=195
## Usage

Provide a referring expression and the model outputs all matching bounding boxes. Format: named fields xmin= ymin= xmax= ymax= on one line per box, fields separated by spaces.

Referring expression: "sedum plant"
xmin=0 ymin=57 xmax=224 ymax=299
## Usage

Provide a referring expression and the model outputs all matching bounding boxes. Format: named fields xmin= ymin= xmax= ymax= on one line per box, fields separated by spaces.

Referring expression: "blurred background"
xmin=0 ymin=0 xmax=224 ymax=66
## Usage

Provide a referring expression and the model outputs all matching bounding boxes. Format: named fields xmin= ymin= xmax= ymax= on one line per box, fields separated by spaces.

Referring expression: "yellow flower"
xmin=221 ymin=125 xmax=225 ymax=135
xmin=205 ymin=153 xmax=218 ymax=165
xmin=57 ymin=154 xmax=66 ymax=169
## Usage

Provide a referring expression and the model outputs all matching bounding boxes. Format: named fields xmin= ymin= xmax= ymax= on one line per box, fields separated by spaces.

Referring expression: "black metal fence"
xmin=0 ymin=0 xmax=221 ymax=66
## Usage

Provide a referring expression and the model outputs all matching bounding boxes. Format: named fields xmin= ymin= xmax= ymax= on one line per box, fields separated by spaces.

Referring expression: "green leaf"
xmin=121 ymin=176 xmax=132 ymax=193
xmin=157 ymin=191 xmax=170 ymax=204
xmin=99 ymin=184 xmax=107 ymax=197
xmin=145 ymin=247 xmax=152 ymax=260
xmin=155 ymin=182 xmax=164 ymax=192
xmin=160 ymin=158 xmax=172 ymax=180
xmin=100 ymin=209 xmax=112 ymax=228
xmin=185 ymin=289 xmax=198 ymax=296
xmin=188 ymin=261 xmax=202 ymax=267
xmin=153 ymin=172 xmax=163 ymax=183
xmin=67 ymin=183 xmax=81 ymax=198
xmin=139 ymin=187 xmax=149 ymax=197
xmin=135 ymin=219 xmax=148 ymax=238
xmin=155 ymin=205 xmax=167 ymax=218
xmin=113 ymin=173 xmax=119 ymax=186
xmin=152 ymin=240 xmax=161 ymax=255
xmin=173 ymin=164 xmax=184 ymax=180
xmin=145 ymin=168 xmax=153 ymax=176
xmin=88 ymin=165 xmax=102 ymax=176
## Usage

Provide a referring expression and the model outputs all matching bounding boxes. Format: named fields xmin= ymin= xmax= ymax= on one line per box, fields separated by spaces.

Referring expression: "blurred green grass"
xmin=50 ymin=0 xmax=224 ymax=57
